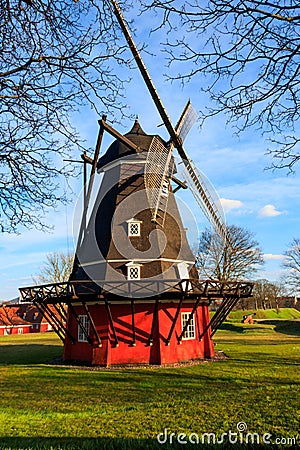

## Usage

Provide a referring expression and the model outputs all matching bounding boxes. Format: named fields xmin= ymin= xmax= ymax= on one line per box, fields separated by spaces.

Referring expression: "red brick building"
xmin=0 ymin=303 xmax=53 ymax=336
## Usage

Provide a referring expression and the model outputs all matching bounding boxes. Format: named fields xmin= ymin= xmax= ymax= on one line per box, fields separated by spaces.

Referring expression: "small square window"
xmin=18 ymin=328 xmax=23 ymax=335
xmin=129 ymin=222 xmax=140 ymax=236
xmin=127 ymin=265 xmax=141 ymax=280
xmin=181 ymin=312 xmax=196 ymax=340
xmin=127 ymin=218 xmax=142 ymax=237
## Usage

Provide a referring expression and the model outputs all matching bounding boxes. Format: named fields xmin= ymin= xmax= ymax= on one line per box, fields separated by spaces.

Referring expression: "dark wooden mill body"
xmin=19 ymin=0 xmax=253 ymax=366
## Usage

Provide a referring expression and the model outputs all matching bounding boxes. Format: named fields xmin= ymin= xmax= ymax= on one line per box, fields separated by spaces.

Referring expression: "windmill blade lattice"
xmin=144 ymin=137 xmax=174 ymax=227
xmin=145 ymin=101 xmax=197 ymax=226
xmin=179 ymin=157 xmax=226 ymax=237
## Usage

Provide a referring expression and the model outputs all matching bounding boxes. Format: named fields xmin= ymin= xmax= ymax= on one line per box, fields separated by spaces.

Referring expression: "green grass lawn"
xmin=0 ymin=322 xmax=299 ymax=450
xmin=227 ymin=307 xmax=300 ymax=321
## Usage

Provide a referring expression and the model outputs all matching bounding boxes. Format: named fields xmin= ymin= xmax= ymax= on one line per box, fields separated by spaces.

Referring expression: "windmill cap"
xmin=128 ymin=117 xmax=147 ymax=135
xmin=97 ymin=118 xmax=167 ymax=170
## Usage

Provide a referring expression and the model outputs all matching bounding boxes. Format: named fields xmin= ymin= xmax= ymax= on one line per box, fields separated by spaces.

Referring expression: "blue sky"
xmin=1 ymin=6 xmax=300 ymax=300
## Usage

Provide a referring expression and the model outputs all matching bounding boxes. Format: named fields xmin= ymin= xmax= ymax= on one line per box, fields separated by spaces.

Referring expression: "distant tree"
xmin=141 ymin=1 xmax=300 ymax=171
xmin=283 ymin=238 xmax=300 ymax=291
xmin=34 ymin=252 xmax=74 ymax=284
xmin=0 ymin=0 xmax=129 ymax=233
xmin=196 ymin=225 xmax=264 ymax=282
xmin=252 ymin=279 xmax=286 ymax=311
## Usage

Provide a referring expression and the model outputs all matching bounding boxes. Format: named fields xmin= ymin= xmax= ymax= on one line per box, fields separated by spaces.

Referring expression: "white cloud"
xmin=258 ymin=204 xmax=284 ymax=218
xmin=263 ymin=253 xmax=284 ymax=261
xmin=220 ymin=198 xmax=243 ymax=213
xmin=220 ymin=177 xmax=300 ymax=206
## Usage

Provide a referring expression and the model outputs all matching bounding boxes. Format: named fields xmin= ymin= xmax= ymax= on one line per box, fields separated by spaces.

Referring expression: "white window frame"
xmin=181 ymin=312 xmax=196 ymax=340
xmin=126 ymin=262 xmax=142 ymax=280
xmin=78 ymin=315 xmax=90 ymax=343
xmin=127 ymin=218 xmax=142 ymax=237
xmin=18 ymin=328 xmax=23 ymax=335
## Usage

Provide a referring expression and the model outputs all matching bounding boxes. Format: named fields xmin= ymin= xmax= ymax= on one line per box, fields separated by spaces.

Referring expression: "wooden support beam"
xmin=171 ymin=175 xmax=187 ymax=193
xmin=34 ymin=302 xmax=66 ymax=344
xmin=148 ymin=298 xmax=159 ymax=346
xmin=60 ymin=303 xmax=69 ymax=321
xmin=131 ymin=299 xmax=136 ymax=346
xmin=42 ymin=302 xmax=76 ymax=344
xmin=39 ymin=302 xmax=63 ymax=333
xmin=210 ymin=299 xmax=233 ymax=331
xmin=210 ymin=297 xmax=239 ymax=337
xmin=51 ymin=303 xmax=68 ymax=324
xmin=198 ymin=295 xmax=240 ymax=341
xmin=75 ymin=116 xmax=106 ymax=257
xmin=165 ymin=297 xmax=183 ymax=346
xmin=165 ymin=278 xmax=191 ymax=345
xmin=99 ymin=118 xmax=141 ymax=154
xmin=104 ymin=300 xmax=119 ymax=347
xmin=82 ymin=302 xmax=102 ymax=347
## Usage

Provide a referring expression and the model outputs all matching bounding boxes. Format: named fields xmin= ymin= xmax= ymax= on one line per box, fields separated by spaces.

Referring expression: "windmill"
xmin=18 ymin=1 xmax=253 ymax=366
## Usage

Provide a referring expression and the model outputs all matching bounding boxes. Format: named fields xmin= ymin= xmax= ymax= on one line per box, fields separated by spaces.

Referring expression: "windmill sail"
xmin=175 ymin=100 xmax=199 ymax=143
xmin=145 ymin=100 xmax=197 ymax=226
xmin=109 ymin=0 xmax=228 ymax=242
xmin=144 ymin=137 xmax=174 ymax=226
xmin=179 ymin=158 xmax=226 ymax=238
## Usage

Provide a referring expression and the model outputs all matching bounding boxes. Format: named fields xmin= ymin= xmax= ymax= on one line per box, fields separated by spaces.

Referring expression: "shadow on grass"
xmin=218 ymin=323 xmax=245 ymax=333
xmin=218 ymin=320 xmax=300 ymax=337
xmin=0 ymin=437 xmax=281 ymax=450
xmin=0 ymin=344 xmax=62 ymax=365
xmin=259 ymin=320 xmax=300 ymax=336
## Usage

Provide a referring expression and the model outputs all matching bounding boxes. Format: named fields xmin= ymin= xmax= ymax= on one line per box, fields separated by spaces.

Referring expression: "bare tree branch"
xmin=33 ymin=251 xmax=74 ymax=284
xmin=196 ymin=224 xmax=264 ymax=282
xmin=283 ymin=238 xmax=300 ymax=291
xmin=0 ymin=0 xmax=133 ymax=232
xmin=140 ymin=0 xmax=300 ymax=171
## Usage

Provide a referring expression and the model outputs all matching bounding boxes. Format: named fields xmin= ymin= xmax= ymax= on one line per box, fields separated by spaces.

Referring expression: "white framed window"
xmin=78 ymin=315 xmax=90 ymax=343
xmin=126 ymin=262 xmax=142 ymax=280
xmin=181 ymin=312 xmax=196 ymax=340
xmin=4 ymin=328 xmax=10 ymax=336
xmin=127 ymin=218 xmax=142 ymax=237
xmin=18 ymin=328 xmax=23 ymax=334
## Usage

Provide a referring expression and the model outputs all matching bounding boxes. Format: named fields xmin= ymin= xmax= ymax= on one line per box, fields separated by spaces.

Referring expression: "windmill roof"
xmin=0 ymin=304 xmax=56 ymax=326
xmin=97 ymin=119 xmax=167 ymax=169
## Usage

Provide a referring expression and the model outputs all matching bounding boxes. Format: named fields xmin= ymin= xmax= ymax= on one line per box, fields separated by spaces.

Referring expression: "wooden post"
xmin=104 ymin=300 xmax=119 ymax=347
xmin=148 ymin=298 xmax=159 ymax=346
xmin=131 ymin=299 xmax=136 ymax=346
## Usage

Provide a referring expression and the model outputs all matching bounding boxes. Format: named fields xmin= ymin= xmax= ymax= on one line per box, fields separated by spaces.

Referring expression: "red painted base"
xmin=63 ymin=301 xmax=214 ymax=366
